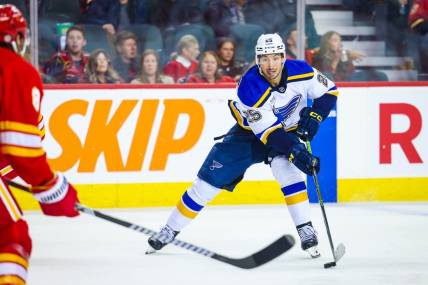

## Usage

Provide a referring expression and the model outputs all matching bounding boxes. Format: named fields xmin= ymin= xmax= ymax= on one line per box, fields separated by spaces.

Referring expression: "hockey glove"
xmin=296 ymin=107 xmax=323 ymax=141
xmin=287 ymin=143 xmax=320 ymax=176
xmin=32 ymin=173 xmax=79 ymax=217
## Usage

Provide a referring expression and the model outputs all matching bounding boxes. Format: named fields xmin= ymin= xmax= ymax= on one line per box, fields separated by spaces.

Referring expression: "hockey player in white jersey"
xmin=147 ymin=33 xmax=338 ymax=258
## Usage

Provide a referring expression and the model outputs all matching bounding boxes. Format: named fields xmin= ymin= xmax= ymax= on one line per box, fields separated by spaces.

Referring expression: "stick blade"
xmin=334 ymin=243 xmax=346 ymax=262
xmin=211 ymin=234 xmax=295 ymax=269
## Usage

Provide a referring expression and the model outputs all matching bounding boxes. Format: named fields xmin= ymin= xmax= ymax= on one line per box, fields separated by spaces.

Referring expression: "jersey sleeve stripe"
xmin=37 ymin=115 xmax=46 ymax=139
xmin=285 ymin=125 xmax=297 ymax=132
xmin=0 ymin=121 xmax=42 ymax=136
xmin=0 ymin=254 xmax=28 ymax=269
xmin=37 ymin=114 xmax=43 ymax=124
xmin=253 ymin=86 xmax=272 ymax=108
xmin=326 ymin=90 xmax=339 ymax=96
xmin=259 ymin=123 xmax=283 ymax=144
xmin=228 ymin=101 xmax=251 ymax=130
xmin=410 ymin=18 xmax=424 ymax=29
xmin=0 ymin=180 xmax=22 ymax=222
xmin=1 ymin=132 xmax=42 ymax=148
xmin=39 ymin=126 xmax=46 ymax=140
xmin=325 ymin=86 xmax=339 ymax=96
xmin=0 ymin=275 xmax=26 ymax=285
xmin=1 ymin=146 xmax=45 ymax=157
xmin=0 ymin=263 xmax=28 ymax=282
xmin=0 ymin=165 xmax=13 ymax=176
xmin=287 ymin=72 xmax=314 ymax=83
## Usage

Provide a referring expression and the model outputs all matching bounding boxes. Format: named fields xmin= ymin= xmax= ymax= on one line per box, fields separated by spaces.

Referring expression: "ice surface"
xmin=25 ymin=203 xmax=428 ymax=285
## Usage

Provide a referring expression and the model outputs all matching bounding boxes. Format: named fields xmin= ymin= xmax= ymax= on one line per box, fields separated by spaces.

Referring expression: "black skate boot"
xmin=146 ymin=225 xmax=179 ymax=254
xmin=297 ymin=221 xmax=320 ymax=258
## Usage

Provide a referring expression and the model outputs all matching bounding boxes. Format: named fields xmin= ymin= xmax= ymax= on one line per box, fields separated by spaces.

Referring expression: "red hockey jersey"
xmin=409 ymin=0 xmax=428 ymax=32
xmin=163 ymin=57 xmax=199 ymax=82
xmin=0 ymin=47 xmax=54 ymax=187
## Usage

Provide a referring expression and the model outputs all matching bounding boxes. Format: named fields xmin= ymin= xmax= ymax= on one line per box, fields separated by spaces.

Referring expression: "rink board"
xmin=11 ymin=83 xmax=428 ymax=209
xmin=337 ymin=83 xmax=428 ymax=202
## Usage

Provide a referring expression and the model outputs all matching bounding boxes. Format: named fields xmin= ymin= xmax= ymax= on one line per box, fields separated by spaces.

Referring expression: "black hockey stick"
xmin=7 ymin=179 xmax=295 ymax=269
xmin=306 ymin=142 xmax=346 ymax=269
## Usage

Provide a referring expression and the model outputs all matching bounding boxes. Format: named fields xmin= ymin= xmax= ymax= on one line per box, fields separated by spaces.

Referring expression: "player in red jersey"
xmin=409 ymin=0 xmax=428 ymax=35
xmin=0 ymin=4 xmax=80 ymax=284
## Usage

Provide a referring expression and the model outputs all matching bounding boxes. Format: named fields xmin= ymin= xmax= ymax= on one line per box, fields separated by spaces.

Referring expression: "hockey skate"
xmin=146 ymin=225 xmax=179 ymax=254
xmin=297 ymin=221 xmax=320 ymax=258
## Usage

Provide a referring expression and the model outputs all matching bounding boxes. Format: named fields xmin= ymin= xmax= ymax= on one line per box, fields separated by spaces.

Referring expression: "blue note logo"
xmin=273 ymin=94 xmax=302 ymax=121
xmin=209 ymin=160 xmax=223 ymax=170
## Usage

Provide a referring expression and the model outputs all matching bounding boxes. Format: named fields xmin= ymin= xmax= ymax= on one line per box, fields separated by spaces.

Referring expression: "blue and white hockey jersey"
xmin=228 ymin=59 xmax=338 ymax=144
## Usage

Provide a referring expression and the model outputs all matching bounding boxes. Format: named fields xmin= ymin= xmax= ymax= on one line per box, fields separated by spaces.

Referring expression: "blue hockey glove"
xmin=296 ymin=107 xmax=323 ymax=141
xmin=287 ymin=143 xmax=320 ymax=175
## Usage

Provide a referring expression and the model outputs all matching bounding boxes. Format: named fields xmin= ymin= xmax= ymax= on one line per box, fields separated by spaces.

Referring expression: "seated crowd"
xmin=31 ymin=0 xmax=427 ymax=83
xmin=42 ymin=25 xmax=251 ymax=84
xmin=41 ymin=23 xmax=372 ymax=84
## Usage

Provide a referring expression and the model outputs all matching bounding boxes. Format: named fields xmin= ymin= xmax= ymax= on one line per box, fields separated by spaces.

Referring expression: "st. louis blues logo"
xmin=209 ymin=160 xmax=223 ymax=170
xmin=273 ymin=95 xmax=302 ymax=122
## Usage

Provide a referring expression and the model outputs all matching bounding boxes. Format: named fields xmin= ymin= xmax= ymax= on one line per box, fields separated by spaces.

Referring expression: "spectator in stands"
xmin=112 ymin=31 xmax=139 ymax=82
xmin=312 ymin=31 xmax=364 ymax=81
xmin=131 ymin=49 xmax=174 ymax=84
xmin=284 ymin=28 xmax=316 ymax=65
xmin=168 ymin=0 xmax=204 ymax=27
xmin=245 ymin=0 xmax=319 ymax=48
xmin=181 ymin=51 xmax=235 ymax=83
xmin=377 ymin=0 xmax=414 ymax=58
xmin=115 ymin=0 xmax=132 ymax=31
xmin=79 ymin=0 xmax=152 ymax=36
xmin=79 ymin=0 xmax=120 ymax=37
xmin=163 ymin=35 xmax=200 ymax=82
xmin=343 ymin=0 xmax=375 ymax=22
xmin=204 ymin=0 xmax=247 ymax=37
xmin=130 ymin=0 xmax=160 ymax=25
xmin=216 ymin=37 xmax=249 ymax=81
xmin=84 ymin=49 xmax=122 ymax=83
xmin=409 ymin=0 xmax=428 ymax=78
xmin=349 ymin=67 xmax=389 ymax=82
xmin=409 ymin=0 xmax=428 ymax=34
xmin=44 ymin=25 xmax=89 ymax=83
xmin=245 ymin=0 xmax=284 ymax=34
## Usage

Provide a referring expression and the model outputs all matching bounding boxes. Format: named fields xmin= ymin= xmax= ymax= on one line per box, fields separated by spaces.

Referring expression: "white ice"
xmin=25 ymin=203 xmax=428 ymax=285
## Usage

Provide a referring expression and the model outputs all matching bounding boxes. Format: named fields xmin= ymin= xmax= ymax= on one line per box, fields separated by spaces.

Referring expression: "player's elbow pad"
xmin=266 ymin=128 xmax=300 ymax=155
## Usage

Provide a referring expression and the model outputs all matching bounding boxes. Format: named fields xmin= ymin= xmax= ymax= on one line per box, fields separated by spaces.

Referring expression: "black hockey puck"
xmin=324 ymin=262 xmax=336 ymax=269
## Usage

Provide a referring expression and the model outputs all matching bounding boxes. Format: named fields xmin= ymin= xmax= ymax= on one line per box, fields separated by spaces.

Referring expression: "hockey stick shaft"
xmin=7 ymin=179 xmax=294 ymax=269
xmin=306 ymin=142 xmax=337 ymax=262
xmin=7 ymin=180 xmax=218 ymax=255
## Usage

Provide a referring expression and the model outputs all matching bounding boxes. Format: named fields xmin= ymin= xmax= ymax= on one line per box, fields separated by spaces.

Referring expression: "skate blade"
xmin=306 ymin=246 xmax=321 ymax=258
xmin=145 ymin=247 xmax=157 ymax=255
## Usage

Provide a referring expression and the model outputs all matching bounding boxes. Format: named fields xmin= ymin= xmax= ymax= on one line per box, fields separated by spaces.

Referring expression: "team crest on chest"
xmin=273 ymin=94 xmax=302 ymax=121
